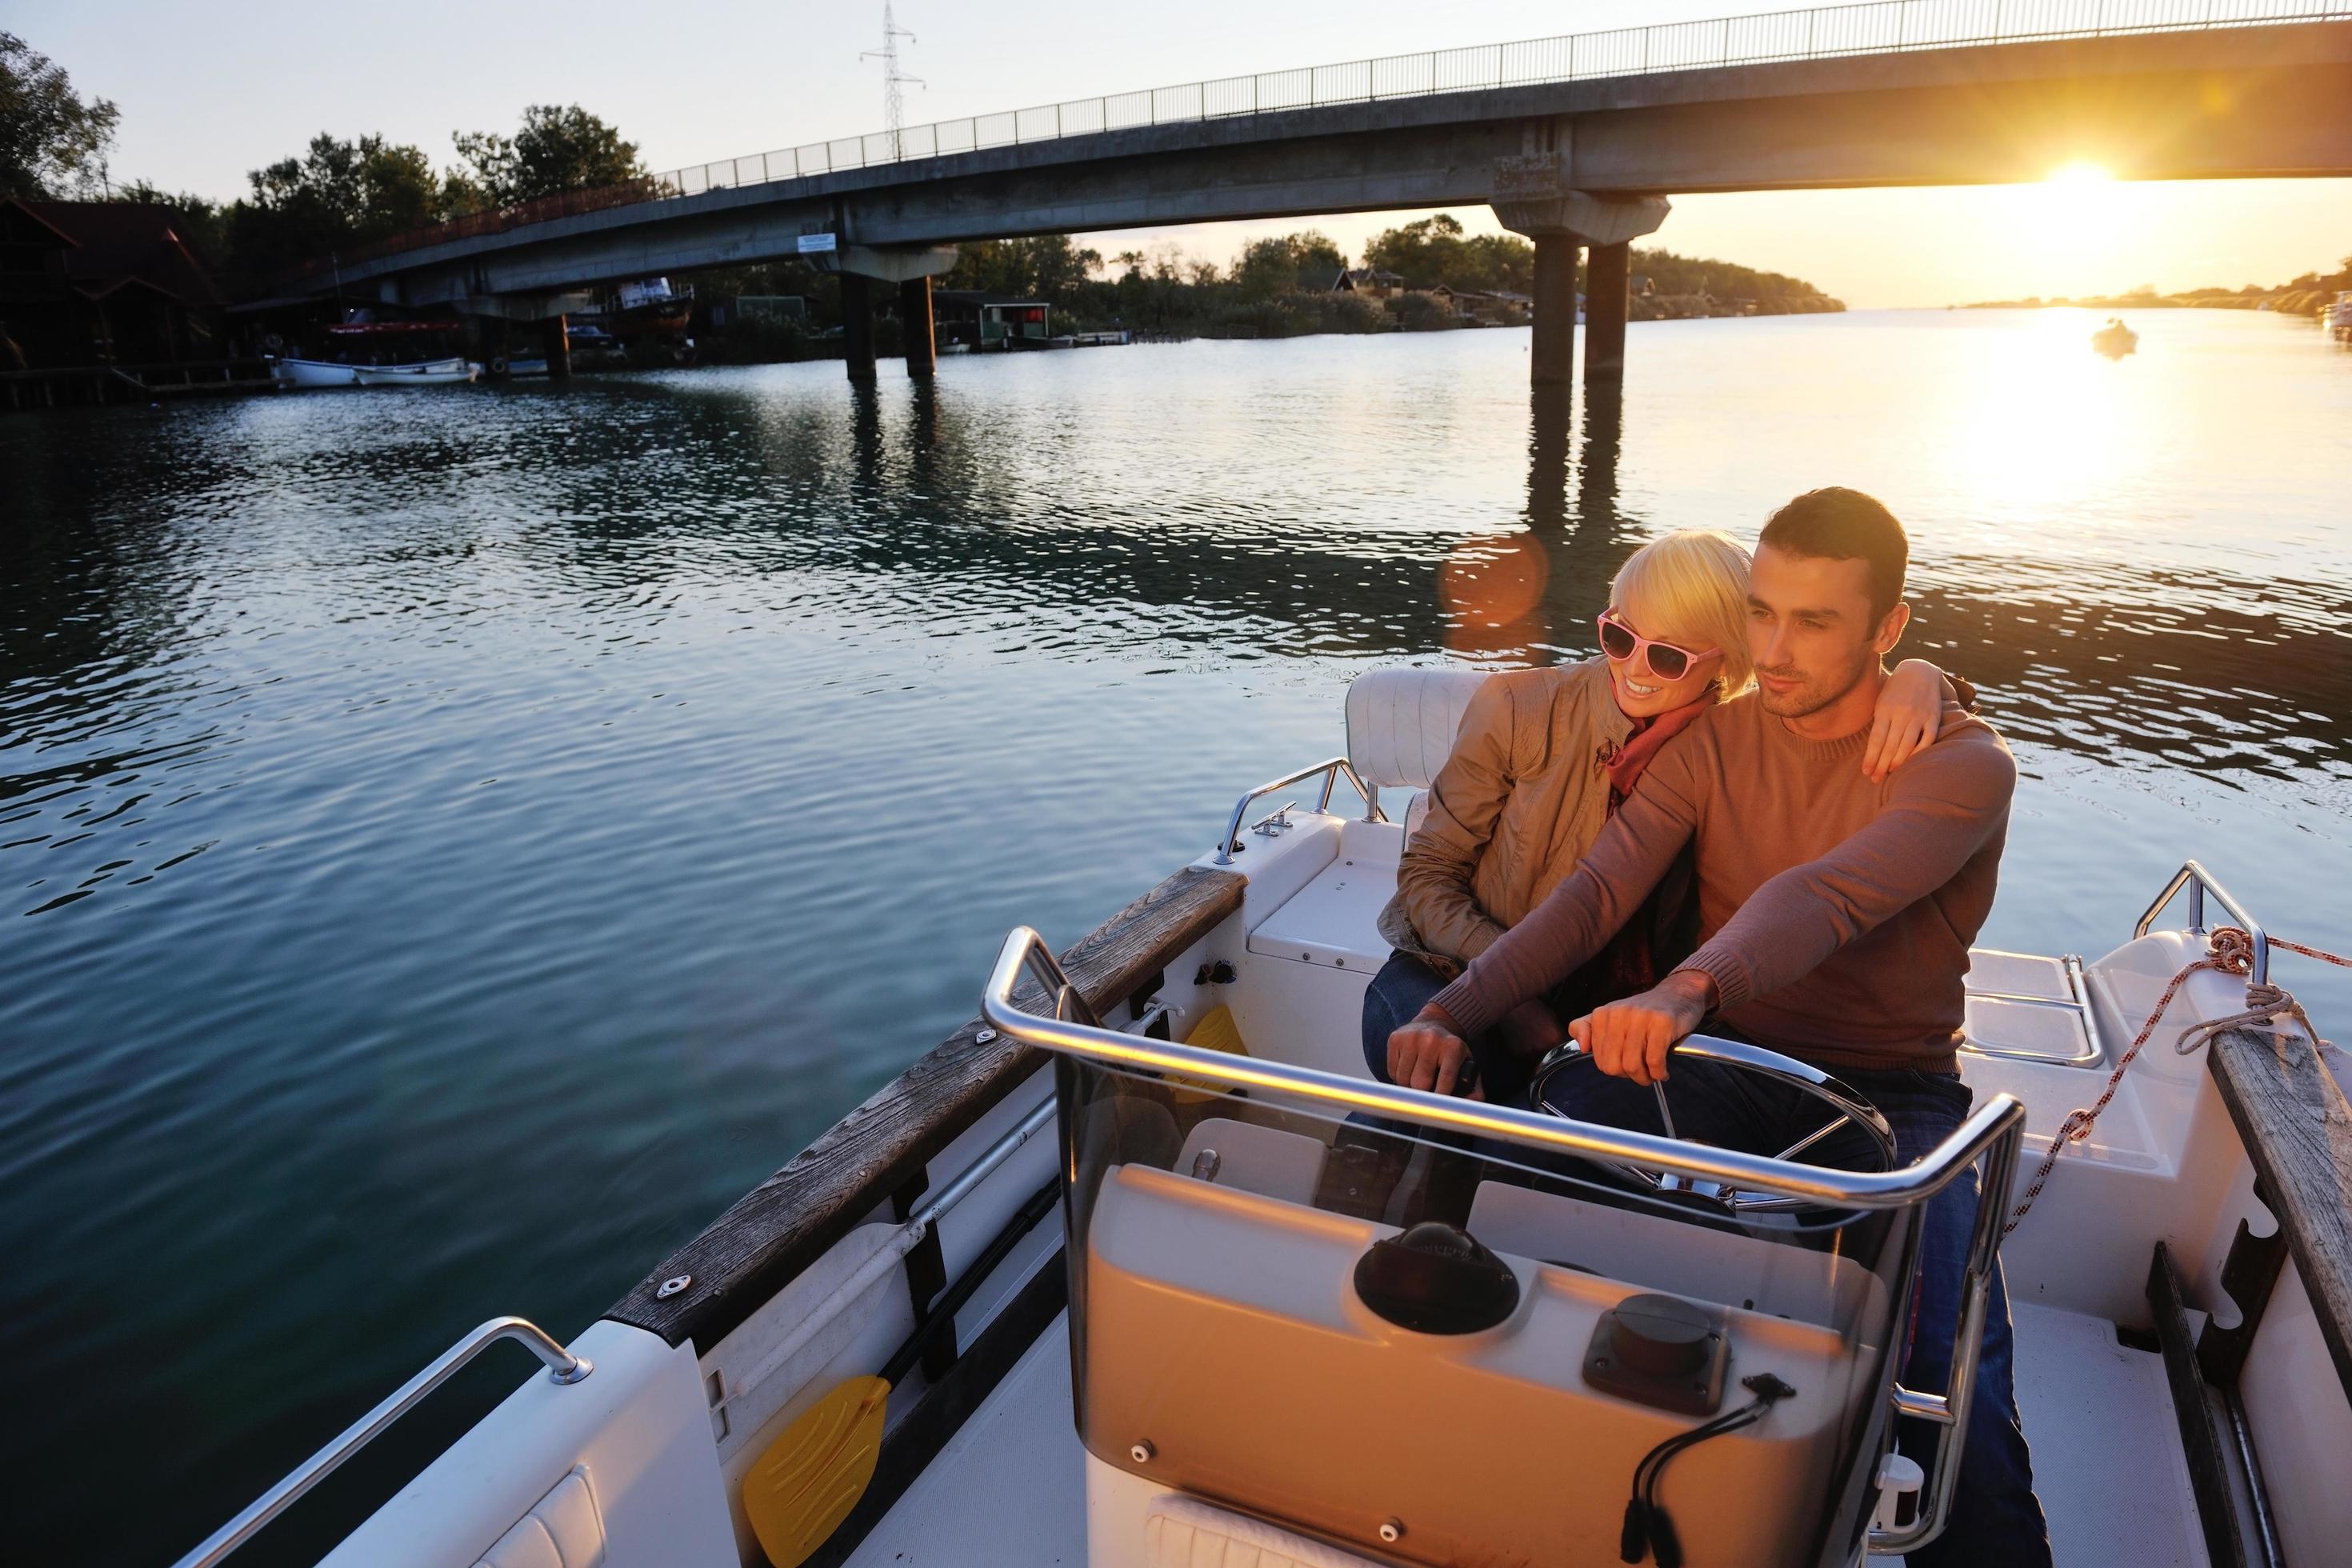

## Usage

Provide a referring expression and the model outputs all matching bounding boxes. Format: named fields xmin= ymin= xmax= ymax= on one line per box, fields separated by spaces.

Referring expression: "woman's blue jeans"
xmin=1360 ymin=950 xmax=1534 ymax=1104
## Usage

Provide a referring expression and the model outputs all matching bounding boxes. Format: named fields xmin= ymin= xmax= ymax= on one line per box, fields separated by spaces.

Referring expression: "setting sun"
xmin=2046 ymin=160 xmax=2118 ymax=185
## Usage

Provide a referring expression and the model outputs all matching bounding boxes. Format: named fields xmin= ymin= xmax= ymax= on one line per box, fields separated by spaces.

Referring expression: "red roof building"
xmin=1 ymin=198 xmax=225 ymax=370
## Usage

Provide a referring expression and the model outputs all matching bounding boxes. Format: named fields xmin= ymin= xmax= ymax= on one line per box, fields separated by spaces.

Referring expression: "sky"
xmin=14 ymin=0 xmax=2346 ymax=308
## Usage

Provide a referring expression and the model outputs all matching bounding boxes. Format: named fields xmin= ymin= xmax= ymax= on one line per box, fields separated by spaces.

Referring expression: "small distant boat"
xmin=2091 ymin=318 xmax=2138 ymax=358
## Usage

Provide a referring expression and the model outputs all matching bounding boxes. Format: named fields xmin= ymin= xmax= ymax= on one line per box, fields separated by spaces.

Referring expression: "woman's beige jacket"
xmin=1374 ymin=656 xmax=1640 ymax=981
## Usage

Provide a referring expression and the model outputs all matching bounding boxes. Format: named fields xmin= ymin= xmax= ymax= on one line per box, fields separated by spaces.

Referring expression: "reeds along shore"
xmin=1965 ymin=288 xmax=2344 ymax=314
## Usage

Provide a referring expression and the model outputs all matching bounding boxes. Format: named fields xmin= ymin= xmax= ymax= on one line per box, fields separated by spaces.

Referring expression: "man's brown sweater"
xmin=1427 ymin=690 xmax=2014 ymax=1074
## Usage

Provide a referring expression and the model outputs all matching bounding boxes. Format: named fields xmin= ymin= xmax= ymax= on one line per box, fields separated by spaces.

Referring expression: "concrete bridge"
xmin=315 ymin=2 xmax=2352 ymax=390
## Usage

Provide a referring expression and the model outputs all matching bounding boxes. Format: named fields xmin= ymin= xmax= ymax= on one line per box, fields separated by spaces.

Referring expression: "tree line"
xmin=2 ymin=30 xmax=642 ymax=277
xmin=920 ymin=215 xmax=1840 ymax=338
xmin=6 ymin=28 xmax=1846 ymax=335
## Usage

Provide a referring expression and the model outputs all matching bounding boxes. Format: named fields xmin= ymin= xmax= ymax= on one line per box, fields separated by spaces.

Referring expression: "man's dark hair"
xmin=1758 ymin=487 xmax=1909 ymax=621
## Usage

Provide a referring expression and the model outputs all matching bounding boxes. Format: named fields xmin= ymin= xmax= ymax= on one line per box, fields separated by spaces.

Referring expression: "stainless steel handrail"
xmin=2134 ymin=858 xmax=2269 ymax=984
xmin=985 ymin=926 xmax=2020 ymax=1209
xmin=985 ymin=926 xmax=2022 ymax=1555
xmin=1212 ymin=755 xmax=1386 ymax=866
xmin=170 ymin=1317 xmax=594 ymax=1568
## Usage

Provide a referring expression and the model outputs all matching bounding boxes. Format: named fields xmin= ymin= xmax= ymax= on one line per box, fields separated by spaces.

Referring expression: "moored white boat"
xmin=274 ymin=321 xmax=480 ymax=390
xmin=170 ymin=667 xmax=2352 ymax=1568
xmin=2324 ymin=291 xmax=2352 ymax=342
xmin=354 ymin=358 xmax=478 ymax=386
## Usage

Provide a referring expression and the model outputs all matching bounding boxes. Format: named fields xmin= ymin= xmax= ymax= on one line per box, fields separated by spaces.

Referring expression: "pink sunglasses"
xmin=1596 ymin=610 xmax=1722 ymax=682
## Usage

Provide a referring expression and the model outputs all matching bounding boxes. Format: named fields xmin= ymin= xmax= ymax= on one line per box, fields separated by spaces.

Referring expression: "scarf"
xmin=1602 ymin=695 xmax=1711 ymax=806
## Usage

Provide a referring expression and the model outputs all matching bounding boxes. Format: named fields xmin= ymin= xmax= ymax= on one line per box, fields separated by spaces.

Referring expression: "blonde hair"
xmin=1609 ymin=530 xmax=1756 ymax=696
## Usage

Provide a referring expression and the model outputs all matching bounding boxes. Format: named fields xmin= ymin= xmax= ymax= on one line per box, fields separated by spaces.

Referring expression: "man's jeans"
xmin=1360 ymin=955 xmax=2051 ymax=1568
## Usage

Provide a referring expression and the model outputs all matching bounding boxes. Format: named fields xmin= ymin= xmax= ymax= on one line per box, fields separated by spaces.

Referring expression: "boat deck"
xmin=845 ymin=1300 xmax=2206 ymax=1568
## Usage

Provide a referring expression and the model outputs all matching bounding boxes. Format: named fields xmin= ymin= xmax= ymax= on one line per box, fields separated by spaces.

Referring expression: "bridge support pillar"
xmin=1530 ymin=236 xmax=1578 ymax=388
xmin=1494 ymin=174 xmax=1669 ymax=394
xmin=541 ymin=314 xmax=572 ymax=382
xmin=840 ymin=274 xmax=877 ymax=384
xmin=900 ymin=276 xmax=935 ymax=379
xmin=1584 ymin=241 xmax=1630 ymax=385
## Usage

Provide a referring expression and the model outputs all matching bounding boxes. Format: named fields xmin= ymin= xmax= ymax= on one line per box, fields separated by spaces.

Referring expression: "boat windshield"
xmin=1058 ymin=1052 xmax=1922 ymax=1567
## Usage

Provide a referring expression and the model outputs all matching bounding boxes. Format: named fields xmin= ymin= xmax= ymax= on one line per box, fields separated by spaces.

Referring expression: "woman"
xmin=1362 ymin=528 xmax=1956 ymax=1102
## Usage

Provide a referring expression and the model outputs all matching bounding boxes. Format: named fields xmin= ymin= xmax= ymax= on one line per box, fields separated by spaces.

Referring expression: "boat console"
xmin=983 ymin=930 xmax=2026 ymax=1568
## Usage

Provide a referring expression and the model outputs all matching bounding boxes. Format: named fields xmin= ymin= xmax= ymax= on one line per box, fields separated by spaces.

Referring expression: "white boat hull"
xmin=355 ymin=358 xmax=478 ymax=386
xmin=274 ymin=357 xmax=478 ymax=389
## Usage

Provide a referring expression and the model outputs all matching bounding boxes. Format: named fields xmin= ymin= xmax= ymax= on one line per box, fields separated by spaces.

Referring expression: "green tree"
xmin=229 ymin=132 xmax=446 ymax=268
xmin=1363 ymin=213 xmax=1465 ymax=288
xmin=453 ymin=105 xmax=645 ymax=206
xmin=0 ymin=31 xmax=119 ymax=198
xmin=1363 ymin=213 xmax=1534 ymax=292
xmin=1232 ymin=230 xmax=1347 ymax=301
xmin=943 ymin=236 xmax=1105 ymax=311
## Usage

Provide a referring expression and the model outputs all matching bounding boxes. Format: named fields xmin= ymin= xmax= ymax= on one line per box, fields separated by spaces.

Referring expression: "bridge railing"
xmin=649 ymin=0 xmax=2338 ymax=194
xmin=310 ymin=0 xmax=2343 ymax=275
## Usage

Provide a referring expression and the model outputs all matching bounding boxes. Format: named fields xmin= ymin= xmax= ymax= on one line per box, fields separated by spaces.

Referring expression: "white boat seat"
xmin=1246 ymin=845 xmax=1395 ymax=973
xmin=1344 ymin=665 xmax=1490 ymax=793
xmin=1145 ymin=1494 xmax=1385 ymax=1568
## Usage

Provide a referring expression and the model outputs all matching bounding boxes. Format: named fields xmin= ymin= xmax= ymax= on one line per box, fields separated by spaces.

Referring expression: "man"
xmin=1387 ymin=487 xmax=2049 ymax=1568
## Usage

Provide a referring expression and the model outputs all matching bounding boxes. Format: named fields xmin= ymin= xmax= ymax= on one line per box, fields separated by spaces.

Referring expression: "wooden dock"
xmin=2 ymin=358 xmax=283 ymax=411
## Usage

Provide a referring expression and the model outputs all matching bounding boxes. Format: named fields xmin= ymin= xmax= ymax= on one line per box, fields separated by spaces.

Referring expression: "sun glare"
xmin=2046 ymin=161 xmax=2116 ymax=186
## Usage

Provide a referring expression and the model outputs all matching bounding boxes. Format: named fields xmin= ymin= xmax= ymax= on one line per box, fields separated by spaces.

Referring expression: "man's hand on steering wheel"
xmin=1567 ymin=969 xmax=1720 ymax=1086
xmin=1386 ymin=1005 xmax=1481 ymax=1098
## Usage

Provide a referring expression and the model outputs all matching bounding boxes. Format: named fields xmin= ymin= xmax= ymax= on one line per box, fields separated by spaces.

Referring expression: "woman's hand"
xmin=1388 ymin=1006 xmax=1476 ymax=1096
xmin=1863 ymin=658 xmax=1949 ymax=782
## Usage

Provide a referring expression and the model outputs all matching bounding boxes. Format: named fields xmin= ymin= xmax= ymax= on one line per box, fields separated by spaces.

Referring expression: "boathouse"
xmin=931 ymin=290 xmax=1050 ymax=350
xmin=0 ymin=198 xmax=224 ymax=370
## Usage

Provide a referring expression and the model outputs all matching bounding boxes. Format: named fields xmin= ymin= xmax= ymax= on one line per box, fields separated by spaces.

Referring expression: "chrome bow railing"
xmin=1213 ymin=754 xmax=1386 ymax=866
xmin=170 ymin=1317 xmax=594 ymax=1568
xmin=982 ymin=926 xmax=2026 ymax=1554
xmin=2135 ymin=858 xmax=2270 ymax=984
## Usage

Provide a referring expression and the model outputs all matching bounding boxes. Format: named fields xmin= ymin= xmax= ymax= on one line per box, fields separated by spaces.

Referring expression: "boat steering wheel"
xmin=1529 ymin=1034 xmax=1897 ymax=1216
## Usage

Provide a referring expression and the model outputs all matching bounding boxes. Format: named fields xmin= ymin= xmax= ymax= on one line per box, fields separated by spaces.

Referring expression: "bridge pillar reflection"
xmin=900 ymin=276 xmax=936 ymax=379
xmin=840 ymin=274 xmax=878 ymax=384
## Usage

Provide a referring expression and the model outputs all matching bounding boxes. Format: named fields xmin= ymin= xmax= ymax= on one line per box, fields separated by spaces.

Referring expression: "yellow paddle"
xmin=1166 ymin=1002 xmax=1250 ymax=1104
xmin=741 ymin=1175 xmax=1063 ymax=1566
xmin=742 ymin=1377 xmax=889 ymax=1567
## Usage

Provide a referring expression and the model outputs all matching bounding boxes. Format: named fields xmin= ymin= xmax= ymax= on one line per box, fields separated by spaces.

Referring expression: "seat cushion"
xmin=1344 ymin=666 xmax=1491 ymax=790
xmin=1146 ymin=1494 xmax=1386 ymax=1567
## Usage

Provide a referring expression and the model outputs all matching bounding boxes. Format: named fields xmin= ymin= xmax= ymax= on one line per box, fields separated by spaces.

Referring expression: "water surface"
xmin=4 ymin=308 xmax=2349 ymax=1564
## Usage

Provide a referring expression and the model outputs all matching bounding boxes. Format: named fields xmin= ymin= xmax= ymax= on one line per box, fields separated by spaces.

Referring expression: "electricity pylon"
xmin=862 ymin=4 xmax=924 ymax=161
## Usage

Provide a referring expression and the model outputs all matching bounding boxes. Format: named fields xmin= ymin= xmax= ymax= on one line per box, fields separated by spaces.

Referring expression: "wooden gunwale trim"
xmin=2147 ymin=1242 xmax=2252 ymax=1568
xmin=2206 ymin=1025 xmax=2352 ymax=1403
xmin=605 ymin=864 xmax=1243 ymax=1349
